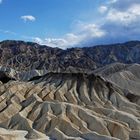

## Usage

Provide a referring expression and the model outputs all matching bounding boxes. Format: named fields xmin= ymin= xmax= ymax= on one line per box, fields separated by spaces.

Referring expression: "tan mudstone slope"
xmin=0 ymin=72 xmax=140 ymax=140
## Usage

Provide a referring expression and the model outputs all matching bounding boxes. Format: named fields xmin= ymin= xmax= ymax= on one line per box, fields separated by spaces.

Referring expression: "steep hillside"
xmin=1 ymin=40 xmax=140 ymax=71
xmin=94 ymin=63 xmax=140 ymax=95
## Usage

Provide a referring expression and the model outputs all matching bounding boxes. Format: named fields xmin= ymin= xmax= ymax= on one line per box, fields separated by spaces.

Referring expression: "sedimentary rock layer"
xmin=0 ymin=73 xmax=140 ymax=140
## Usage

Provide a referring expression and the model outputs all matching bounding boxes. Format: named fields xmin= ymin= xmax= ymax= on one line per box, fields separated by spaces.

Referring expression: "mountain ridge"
xmin=1 ymin=40 xmax=140 ymax=72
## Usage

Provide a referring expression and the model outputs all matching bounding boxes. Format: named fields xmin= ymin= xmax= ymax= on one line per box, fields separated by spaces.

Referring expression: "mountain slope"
xmin=1 ymin=40 xmax=140 ymax=71
xmin=94 ymin=63 xmax=140 ymax=96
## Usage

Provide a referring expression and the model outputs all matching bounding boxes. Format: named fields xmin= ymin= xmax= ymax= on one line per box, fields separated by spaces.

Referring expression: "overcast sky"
xmin=0 ymin=0 xmax=140 ymax=48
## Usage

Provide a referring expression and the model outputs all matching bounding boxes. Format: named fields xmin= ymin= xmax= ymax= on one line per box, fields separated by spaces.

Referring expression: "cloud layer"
xmin=33 ymin=23 xmax=106 ymax=48
xmin=32 ymin=0 xmax=140 ymax=49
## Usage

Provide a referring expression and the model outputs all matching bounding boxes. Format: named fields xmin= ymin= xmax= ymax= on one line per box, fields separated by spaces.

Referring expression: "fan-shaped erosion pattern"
xmin=0 ymin=72 xmax=140 ymax=140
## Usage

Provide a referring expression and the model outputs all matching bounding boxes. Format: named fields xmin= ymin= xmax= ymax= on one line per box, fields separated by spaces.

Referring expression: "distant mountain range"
xmin=0 ymin=40 xmax=140 ymax=72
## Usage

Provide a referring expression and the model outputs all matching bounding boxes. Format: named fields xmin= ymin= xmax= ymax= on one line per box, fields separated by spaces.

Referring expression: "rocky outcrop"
xmin=0 ymin=73 xmax=140 ymax=140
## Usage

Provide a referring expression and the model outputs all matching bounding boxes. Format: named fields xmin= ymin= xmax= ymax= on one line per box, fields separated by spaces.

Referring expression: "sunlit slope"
xmin=0 ymin=73 xmax=140 ymax=140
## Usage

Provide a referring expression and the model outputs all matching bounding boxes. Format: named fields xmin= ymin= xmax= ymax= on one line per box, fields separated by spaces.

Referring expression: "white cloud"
xmin=98 ymin=6 xmax=108 ymax=14
xmin=21 ymin=15 xmax=36 ymax=22
xmin=44 ymin=38 xmax=67 ymax=48
xmin=107 ymin=4 xmax=140 ymax=25
xmin=33 ymin=23 xmax=106 ymax=49
xmin=78 ymin=23 xmax=106 ymax=37
xmin=33 ymin=37 xmax=43 ymax=44
xmin=95 ymin=1 xmax=140 ymax=44
xmin=33 ymin=37 xmax=67 ymax=48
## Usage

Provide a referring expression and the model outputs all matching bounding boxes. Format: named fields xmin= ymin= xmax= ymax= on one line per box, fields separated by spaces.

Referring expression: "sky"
xmin=0 ymin=0 xmax=140 ymax=49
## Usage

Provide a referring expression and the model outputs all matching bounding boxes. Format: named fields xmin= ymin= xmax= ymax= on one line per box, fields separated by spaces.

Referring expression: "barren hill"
xmin=0 ymin=41 xmax=140 ymax=140
xmin=0 ymin=72 xmax=140 ymax=139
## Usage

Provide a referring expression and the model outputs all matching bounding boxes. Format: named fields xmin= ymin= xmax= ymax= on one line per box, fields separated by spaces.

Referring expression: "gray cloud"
xmin=110 ymin=0 xmax=140 ymax=11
